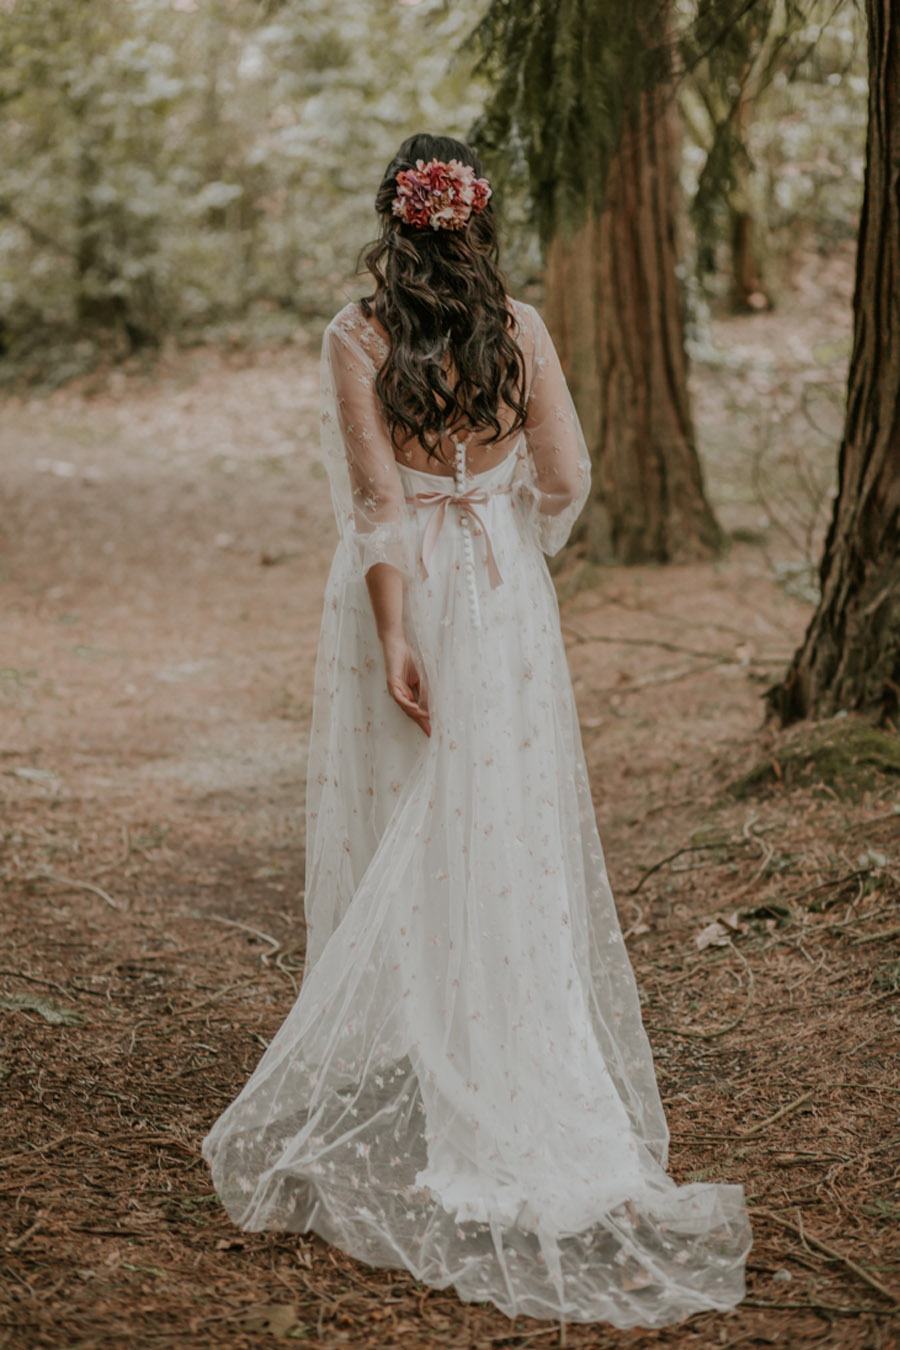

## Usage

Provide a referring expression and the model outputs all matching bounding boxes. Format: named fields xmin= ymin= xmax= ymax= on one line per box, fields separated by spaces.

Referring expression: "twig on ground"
xmin=172 ymin=975 xmax=261 ymax=1018
xmin=738 ymin=1090 xmax=814 ymax=1139
xmin=851 ymin=925 xmax=900 ymax=947
xmin=742 ymin=1298 xmax=896 ymax=1316
xmin=196 ymin=912 xmax=282 ymax=961
xmin=628 ymin=839 xmax=752 ymax=895
xmin=563 ymin=625 xmax=731 ymax=662
xmin=757 ymin=1210 xmax=900 ymax=1305
xmin=787 ymin=868 xmax=872 ymax=909
xmin=0 ymin=968 xmax=71 ymax=998
xmin=5 ymin=1211 xmax=46 ymax=1252
xmin=26 ymin=869 xmax=123 ymax=911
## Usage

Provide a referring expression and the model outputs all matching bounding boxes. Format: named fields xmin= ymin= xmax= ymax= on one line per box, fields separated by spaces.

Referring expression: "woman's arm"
xmin=522 ymin=306 xmax=590 ymax=515
xmin=327 ymin=321 xmax=430 ymax=736
xmin=365 ymin=562 xmax=430 ymax=737
xmin=514 ymin=304 xmax=592 ymax=553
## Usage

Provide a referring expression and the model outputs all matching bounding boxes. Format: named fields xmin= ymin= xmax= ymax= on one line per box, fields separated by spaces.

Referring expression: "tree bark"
xmin=766 ymin=0 xmax=900 ymax=725
xmin=544 ymin=77 xmax=721 ymax=564
xmin=730 ymin=209 xmax=768 ymax=311
xmin=728 ymin=87 xmax=771 ymax=313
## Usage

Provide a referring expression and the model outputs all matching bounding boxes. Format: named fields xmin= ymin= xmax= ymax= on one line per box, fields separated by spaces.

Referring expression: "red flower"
xmin=392 ymin=158 xmax=492 ymax=232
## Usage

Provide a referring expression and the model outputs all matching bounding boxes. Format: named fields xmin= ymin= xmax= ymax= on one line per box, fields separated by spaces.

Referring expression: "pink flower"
xmin=392 ymin=158 xmax=492 ymax=232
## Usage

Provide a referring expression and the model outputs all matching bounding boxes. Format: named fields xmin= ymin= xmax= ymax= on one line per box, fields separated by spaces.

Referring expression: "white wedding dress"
xmin=201 ymin=299 xmax=751 ymax=1326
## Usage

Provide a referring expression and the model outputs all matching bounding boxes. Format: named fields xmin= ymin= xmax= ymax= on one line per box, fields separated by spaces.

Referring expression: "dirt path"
xmin=1 ymin=295 xmax=897 ymax=1347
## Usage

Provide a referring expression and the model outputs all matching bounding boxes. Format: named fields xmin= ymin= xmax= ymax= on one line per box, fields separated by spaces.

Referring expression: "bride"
xmin=201 ymin=133 xmax=751 ymax=1327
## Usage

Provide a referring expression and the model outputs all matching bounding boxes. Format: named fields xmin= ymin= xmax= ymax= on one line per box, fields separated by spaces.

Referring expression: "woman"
xmin=201 ymin=133 xmax=751 ymax=1327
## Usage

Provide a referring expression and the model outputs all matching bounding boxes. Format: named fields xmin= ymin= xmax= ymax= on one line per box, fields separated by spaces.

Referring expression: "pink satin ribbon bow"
xmin=405 ymin=484 xmax=511 ymax=589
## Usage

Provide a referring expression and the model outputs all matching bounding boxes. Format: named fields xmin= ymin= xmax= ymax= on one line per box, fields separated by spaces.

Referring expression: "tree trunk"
xmin=730 ymin=209 xmax=769 ymax=311
xmin=544 ymin=80 xmax=721 ymax=564
xmin=767 ymin=0 xmax=900 ymax=725
xmin=728 ymin=87 xmax=770 ymax=313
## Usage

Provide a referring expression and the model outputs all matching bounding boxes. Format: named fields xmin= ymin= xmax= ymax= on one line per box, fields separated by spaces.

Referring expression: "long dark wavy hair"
xmin=359 ymin=133 xmax=527 ymax=460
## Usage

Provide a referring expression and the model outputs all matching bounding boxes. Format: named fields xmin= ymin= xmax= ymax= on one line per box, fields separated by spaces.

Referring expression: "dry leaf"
xmin=238 ymin=1303 xmax=300 ymax=1338
xmin=694 ymin=921 xmax=730 ymax=951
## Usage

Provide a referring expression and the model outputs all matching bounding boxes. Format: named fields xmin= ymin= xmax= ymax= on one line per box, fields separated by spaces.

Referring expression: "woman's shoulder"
xmin=505 ymin=297 xmax=547 ymax=361
xmin=325 ymin=294 xmax=541 ymax=357
xmin=328 ymin=294 xmax=537 ymax=327
xmin=505 ymin=295 xmax=535 ymax=319
xmin=324 ymin=300 xmax=390 ymax=363
xmin=324 ymin=299 xmax=365 ymax=339
xmin=505 ymin=295 xmax=545 ymax=342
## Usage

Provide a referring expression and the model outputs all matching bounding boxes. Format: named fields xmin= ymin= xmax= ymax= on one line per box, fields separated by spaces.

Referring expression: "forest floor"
xmin=1 ymin=250 xmax=898 ymax=1348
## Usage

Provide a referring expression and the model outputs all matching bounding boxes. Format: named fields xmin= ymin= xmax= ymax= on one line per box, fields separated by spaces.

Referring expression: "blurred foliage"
xmin=469 ymin=0 xmax=660 ymax=247
xmin=0 ymin=0 xmax=487 ymax=381
xmin=0 ymin=0 xmax=868 ymax=383
xmin=470 ymin=0 xmax=866 ymax=297
xmin=679 ymin=0 xmax=867 ymax=298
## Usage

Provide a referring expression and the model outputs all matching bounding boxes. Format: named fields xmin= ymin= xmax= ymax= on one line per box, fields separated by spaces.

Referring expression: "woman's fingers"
xmin=416 ymin=670 xmax=429 ymax=714
xmin=388 ymin=676 xmax=431 ymax=736
xmin=406 ymin=658 xmax=430 ymax=733
xmin=382 ymin=642 xmax=431 ymax=737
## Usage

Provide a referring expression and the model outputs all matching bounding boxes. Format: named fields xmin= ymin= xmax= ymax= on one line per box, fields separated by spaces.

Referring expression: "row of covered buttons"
xmin=455 ymin=440 xmax=482 ymax=629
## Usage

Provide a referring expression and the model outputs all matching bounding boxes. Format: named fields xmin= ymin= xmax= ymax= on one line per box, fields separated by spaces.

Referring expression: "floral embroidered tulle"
xmin=200 ymin=298 xmax=752 ymax=1327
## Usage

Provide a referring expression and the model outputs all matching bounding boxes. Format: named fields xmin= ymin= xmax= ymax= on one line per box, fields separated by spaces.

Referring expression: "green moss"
xmin=730 ymin=717 xmax=900 ymax=801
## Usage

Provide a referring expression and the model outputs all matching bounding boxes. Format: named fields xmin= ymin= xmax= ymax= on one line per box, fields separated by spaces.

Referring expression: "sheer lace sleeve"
xmin=320 ymin=306 xmax=416 ymax=582
xmin=515 ymin=301 xmax=591 ymax=556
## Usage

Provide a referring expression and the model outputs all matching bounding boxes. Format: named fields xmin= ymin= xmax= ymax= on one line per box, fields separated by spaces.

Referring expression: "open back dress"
xmin=200 ymin=298 xmax=751 ymax=1327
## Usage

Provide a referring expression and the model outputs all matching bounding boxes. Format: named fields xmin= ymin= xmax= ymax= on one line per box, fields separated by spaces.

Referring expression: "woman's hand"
xmin=381 ymin=633 xmax=431 ymax=737
xmin=363 ymin=564 xmax=429 ymax=736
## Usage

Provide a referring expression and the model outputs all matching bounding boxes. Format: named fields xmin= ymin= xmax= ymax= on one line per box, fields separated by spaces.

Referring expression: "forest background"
xmin=1 ymin=1 xmax=897 ymax=1346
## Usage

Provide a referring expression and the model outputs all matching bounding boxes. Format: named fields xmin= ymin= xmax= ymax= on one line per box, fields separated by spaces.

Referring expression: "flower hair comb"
xmin=392 ymin=157 xmax=492 ymax=232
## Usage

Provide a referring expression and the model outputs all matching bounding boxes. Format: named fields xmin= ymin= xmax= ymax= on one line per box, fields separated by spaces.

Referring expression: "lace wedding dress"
xmin=201 ymin=299 xmax=751 ymax=1326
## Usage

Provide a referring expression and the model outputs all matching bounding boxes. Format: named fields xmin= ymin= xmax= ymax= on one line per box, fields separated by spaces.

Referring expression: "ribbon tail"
xmin=482 ymin=536 xmax=504 ymax=589
xmin=419 ymin=497 xmax=447 ymax=581
xmin=466 ymin=504 xmax=504 ymax=589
